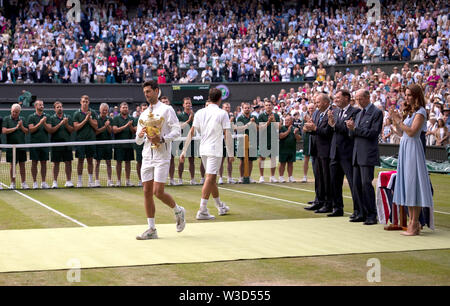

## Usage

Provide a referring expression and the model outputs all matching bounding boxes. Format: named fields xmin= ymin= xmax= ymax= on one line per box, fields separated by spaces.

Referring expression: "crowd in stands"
xmin=0 ymin=0 xmax=448 ymax=84
xmin=227 ymin=60 xmax=449 ymax=146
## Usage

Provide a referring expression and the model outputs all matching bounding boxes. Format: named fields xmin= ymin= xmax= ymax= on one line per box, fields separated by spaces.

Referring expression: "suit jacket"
xmin=350 ymin=103 xmax=383 ymax=166
xmin=330 ymin=105 xmax=360 ymax=160
xmin=309 ymin=107 xmax=333 ymax=158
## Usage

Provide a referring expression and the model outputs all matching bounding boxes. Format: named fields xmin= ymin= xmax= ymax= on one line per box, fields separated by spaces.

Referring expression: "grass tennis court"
xmin=0 ymin=159 xmax=449 ymax=285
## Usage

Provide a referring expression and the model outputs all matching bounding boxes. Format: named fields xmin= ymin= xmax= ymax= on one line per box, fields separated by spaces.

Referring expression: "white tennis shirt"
xmin=192 ymin=103 xmax=231 ymax=157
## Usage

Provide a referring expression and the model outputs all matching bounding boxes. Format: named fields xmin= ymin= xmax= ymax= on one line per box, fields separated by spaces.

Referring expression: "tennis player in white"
xmin=180 ymin=88 xmax=234 ymax=220
xmin=136 ymin=80 xmax=185 ymax=239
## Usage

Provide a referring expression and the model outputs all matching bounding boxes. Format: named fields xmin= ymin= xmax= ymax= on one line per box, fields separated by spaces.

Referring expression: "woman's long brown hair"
xmin=403 ymin=84 xmax=426 ymax=119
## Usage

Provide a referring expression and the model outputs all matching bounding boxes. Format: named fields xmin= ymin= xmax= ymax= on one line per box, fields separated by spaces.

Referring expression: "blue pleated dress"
xmin=393 ymin=107 xmax=434 ymax=208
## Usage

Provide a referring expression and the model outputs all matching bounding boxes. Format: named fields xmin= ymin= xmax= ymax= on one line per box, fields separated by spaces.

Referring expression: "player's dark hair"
xmin=142 ymin=80 xmax=158 ymax=90
xmin=209 ymin=88 xmax=222 ymax=103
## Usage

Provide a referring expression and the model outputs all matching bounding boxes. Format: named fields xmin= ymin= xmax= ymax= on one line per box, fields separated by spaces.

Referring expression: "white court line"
xmin=217 ymin=186 xmax=351 ymax=216
xmin=0 ymin=182 xmax=88 ymax=227
xmin=264 ymin=182 xmax=353 ymax=199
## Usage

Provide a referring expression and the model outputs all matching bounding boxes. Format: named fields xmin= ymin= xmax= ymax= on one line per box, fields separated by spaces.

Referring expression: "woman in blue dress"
xmin=390 ymin=84 xmax=433 ymax=236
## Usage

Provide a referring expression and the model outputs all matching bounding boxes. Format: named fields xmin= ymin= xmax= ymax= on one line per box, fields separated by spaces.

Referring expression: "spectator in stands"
xmin=112 ymin=101 xmax=136 ymax=186
xmin=426 ymin=69 xmax=441 ymax=90
xmin=60 ymin=62 xmax=71 ymax=84
xmin=95 ymin=60 xmax=107 ymax=83
xmin=186 ymin=65 xmax=198 ymax=83
xmin=2 ymin=104 xmax=28 ymax=189
xmin=382 ymin=118 xmax=393 ymax=144
xmin=48 ymin=101 xmax=74 ymax=188
xmin=426 ymin=113 xmax=438 ymax=146
xmin=304 ymin=61 xmax=316 ymax=82
xmin=260 ymin=66 xmax=271 ymax=82
xmin=73 ymin=95 xmax=98 ymax=188
xmin=201 ymin=65 xmax=213 ymax=83
xmin=434 ymin=118 xmax=449 ymax=146
xmin=291 ymin=64 xmax=304 ymax=81
xmin=27 ymin=100 xmax=51 ymax=189
xmin=94 ymin=103 xmax=113 ymax=187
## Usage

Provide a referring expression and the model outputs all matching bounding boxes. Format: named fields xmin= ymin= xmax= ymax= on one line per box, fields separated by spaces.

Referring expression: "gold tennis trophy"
xmin=139 ymin=110 xmax=165 ymax=149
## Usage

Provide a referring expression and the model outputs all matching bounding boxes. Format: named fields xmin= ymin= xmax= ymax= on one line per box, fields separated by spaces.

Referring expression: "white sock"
xmin=173 ymin=204 xmax=181 ymax=213
xmin=88 ymin=174 xmax=93 ymax=182
xmin=147 ymin=218 xmax=155 ymax=229
xmin=78 ymin=175 xmax=82 ymax=182
xmin=213 ymin=197 xmax=222 ymax=206
xmin=200 ymin=198 xmax=208 ymax=211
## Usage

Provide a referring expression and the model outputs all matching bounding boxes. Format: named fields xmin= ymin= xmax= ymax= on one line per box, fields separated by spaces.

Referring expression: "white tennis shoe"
xmin=136 ymin=228 xmax=158 ymax=240
xmin=196 ymin=209 xmax=216 ymax=220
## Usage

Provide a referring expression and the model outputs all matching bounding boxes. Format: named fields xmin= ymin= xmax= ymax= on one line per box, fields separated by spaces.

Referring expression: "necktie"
xmin=319 ymin=112 xmax=324 ymax=123
xmin=339 ymin=109 xmax=344 ymax=120
xmin=358 ymin=108 xmax=366 ymax=126
xmin=361 ymin=108 xmax=366 ymax=118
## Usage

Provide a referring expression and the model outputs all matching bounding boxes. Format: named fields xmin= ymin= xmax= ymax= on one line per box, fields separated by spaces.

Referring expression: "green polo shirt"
xmin=96 ymin=115 xmax=112 ymax=141
xmin=177 ymin=111 xmax=191 ymax=125
xmin=236 ymin=114 xmax=258 ymax=135
xmin=177 ymin=111 xmax=194 ymax=136
xmin=257 ymin=111 xmax=280 ymax=148
xmin=112 ymin=114 xmax=134 ymax=148
xmin=72 ymin=108 xmax=98 ymax=141
xmin=49 ymin=114 xmax=73 ymax=142
xmin=279 ymin=125 xmax=297 ymax=154
xmin=2 ymin=115 xmax=27 ymax=144
xmin=27 ymin=112 xmax=49 ymax=143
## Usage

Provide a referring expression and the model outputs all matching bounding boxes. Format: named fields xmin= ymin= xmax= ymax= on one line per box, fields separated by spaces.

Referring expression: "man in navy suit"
xmin=327 ymin=89 xmax=360 ymax=217
xmin=303 ymin=93 xmax=334 ymax=213
xmin=346 ymin=89 xmax=383 ymax=225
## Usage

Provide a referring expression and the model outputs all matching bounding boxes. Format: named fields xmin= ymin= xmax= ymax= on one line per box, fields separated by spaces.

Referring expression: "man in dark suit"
xmin=327 ymin=89 xmax=360 ymax=217
xmin=60 ymin=63 xmax=71 ymax=83
xmin=346 ymin=89 xmax=383 ymax=225
xmin=303 ymin=93 xmax=334 ymax=213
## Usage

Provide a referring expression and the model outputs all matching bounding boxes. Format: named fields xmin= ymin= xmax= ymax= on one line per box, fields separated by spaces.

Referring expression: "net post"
xmin=243 ymin=134 xmax=250 ymax=184
xmin=12 ymin=145 xmax=16 ymax=180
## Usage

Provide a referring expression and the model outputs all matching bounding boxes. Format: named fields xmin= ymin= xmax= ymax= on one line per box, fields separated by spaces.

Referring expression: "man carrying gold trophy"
xmin=135 ymin=80 xmax=185 ymax=240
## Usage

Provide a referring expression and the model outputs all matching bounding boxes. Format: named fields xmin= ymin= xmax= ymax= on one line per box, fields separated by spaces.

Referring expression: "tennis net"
xmin=0 ymin=134 xmax=248 ymax=190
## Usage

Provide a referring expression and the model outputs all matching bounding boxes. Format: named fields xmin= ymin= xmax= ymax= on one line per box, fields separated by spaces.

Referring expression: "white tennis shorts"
xmin=201 ymin=155 xmax=222 ymax=175
xmin=141 ymin=160 xmax=170 ymax=183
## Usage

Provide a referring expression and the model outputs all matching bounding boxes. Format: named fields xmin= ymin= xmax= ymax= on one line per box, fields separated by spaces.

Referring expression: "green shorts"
xmin=51 ymin=147 xmax=73 ymax=162
xmin=114 ymin=147 xmax=135 ymax=161
xmin=279 ymin=152 xmax=296 ymax=163
xmin=30 ymin=147 xmax=49 ymax=161
xmin=6 ymin=148 xmax=27 ymax=163
xmin=238 ymin=148 xmax=257 ymax=161
xmin=95 ymin=144 xmax=113 ymax=161
xmin=75 ymin=145 xmax=96 ymax=159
